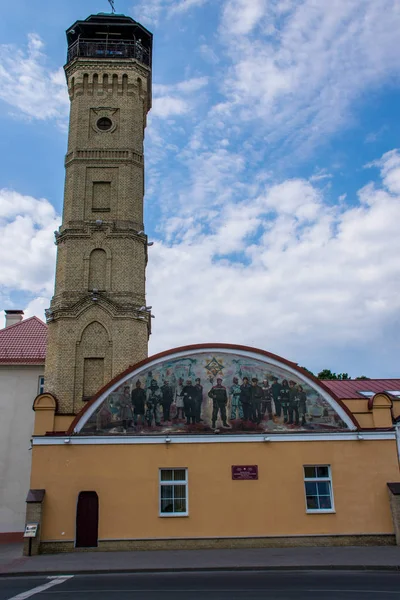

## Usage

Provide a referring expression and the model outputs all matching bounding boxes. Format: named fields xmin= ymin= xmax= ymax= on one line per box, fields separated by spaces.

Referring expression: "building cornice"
xmin=33 ymin=430 xmax=396 ymax=446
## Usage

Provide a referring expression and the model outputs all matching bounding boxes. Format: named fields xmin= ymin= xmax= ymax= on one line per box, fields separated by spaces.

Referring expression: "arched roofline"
xmin=68 ymin=343 xmax=359 ymax=434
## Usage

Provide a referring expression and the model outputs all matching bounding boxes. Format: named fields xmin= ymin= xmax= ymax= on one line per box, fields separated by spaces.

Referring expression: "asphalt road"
xmin=2 ymin=571 xmax=400 ymax=600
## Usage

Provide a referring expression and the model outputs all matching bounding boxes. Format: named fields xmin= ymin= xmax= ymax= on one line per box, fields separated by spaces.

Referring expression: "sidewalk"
xmin=2 ymin=544 xmax=400 ymax=576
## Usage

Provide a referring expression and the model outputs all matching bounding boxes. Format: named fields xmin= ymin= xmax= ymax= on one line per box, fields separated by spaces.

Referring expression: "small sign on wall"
xmin=232 ymin=465 xmax=258 ymax=480
xmin=24 ymin=523 xmax=38 ymax=538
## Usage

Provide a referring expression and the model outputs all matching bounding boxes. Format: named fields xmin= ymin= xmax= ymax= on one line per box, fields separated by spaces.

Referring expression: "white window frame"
xmin=38 ymin=376 xmax=45 ymax=395
xmin=303 ymin=465 xmax=335 ymax=514
xmin=159 ymin=468 xmax=188 ymax=517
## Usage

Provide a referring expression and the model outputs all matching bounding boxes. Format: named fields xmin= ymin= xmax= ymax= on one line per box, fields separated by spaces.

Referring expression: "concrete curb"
xmin=1 ymin=564 xmax=400 ymax=577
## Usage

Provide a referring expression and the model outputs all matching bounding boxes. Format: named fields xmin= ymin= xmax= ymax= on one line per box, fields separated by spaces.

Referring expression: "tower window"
xmin=96 ymin=117 xmax=112 ymax=131
xmin=88 ymin=249 xmax=107 ymax=291
xmin=92 ymin=182 xmax=111 ymax=211
xmin=83 ymin=358 xmax=105 ymax=401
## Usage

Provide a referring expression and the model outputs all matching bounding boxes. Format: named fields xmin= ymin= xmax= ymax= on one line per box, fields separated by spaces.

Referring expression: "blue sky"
xmin=2 ymin=0 xmax=400 ymax=378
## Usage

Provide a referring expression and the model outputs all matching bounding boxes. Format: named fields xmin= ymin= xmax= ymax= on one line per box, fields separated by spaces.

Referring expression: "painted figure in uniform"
xmin=288 ymin=380 xmax=300 ymax=425
xmin=160 ymin=379 xmax=174 ymax=422
xmin=261 ymin=379 xmax=274 ymax=421
xmin=145 ymin=370 xmax=154 ymax=390
xmin=279 ymin=379 xmax=290 ymax=424
xmin=182 ymin=379 xmax=197 ymax=425
xmin=230 ymin=377 xmax=243 ymax=420
xmin=131 ymin=379 xmax=146 ymax=426
xmin=174 ymin=377 xmax=185 ymax=420
xmin=96 ymin=400 xmax=112 ymax=431
xmin=208 ymin=377 xmax=230 ymax=429
xmin=145 ymin=379 xmax=162 ymax=427
xmin=118 ymin=386 xmax=133 ymax=431
xmin=194 ymin=378 xmax=203 ymax=423
xmin=240 ymin=376 xmax=252 ymax=421
xmin=297 ymin=384 xmax=307 ymax=426
xmin=251 ymin=377 xmax=264 ymax=423
xmin=271 ymin=376 xmax=281 ymax=417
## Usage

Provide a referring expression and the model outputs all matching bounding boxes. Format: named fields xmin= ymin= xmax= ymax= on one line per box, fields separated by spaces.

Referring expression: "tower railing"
xmin=67 ymin=38 xmax=151 ymax=66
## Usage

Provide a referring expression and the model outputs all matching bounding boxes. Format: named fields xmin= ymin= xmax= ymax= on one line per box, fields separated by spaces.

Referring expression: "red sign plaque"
xmin=232 ymin=465 xmax=258 ymax=480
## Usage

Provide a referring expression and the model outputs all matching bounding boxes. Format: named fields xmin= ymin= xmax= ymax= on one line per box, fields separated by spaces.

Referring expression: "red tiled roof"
xmin=322 ymin=379 xmax=400 ymax=399
xmin=0 ymin=317 xmax=47 ymax=364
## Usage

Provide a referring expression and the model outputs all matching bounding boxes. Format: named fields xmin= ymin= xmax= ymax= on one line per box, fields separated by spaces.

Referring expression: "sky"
xmin=1 ymin=0 xmax=400 ymax=378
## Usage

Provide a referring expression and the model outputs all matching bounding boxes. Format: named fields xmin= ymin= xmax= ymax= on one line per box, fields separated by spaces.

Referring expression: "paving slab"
xmin=1 ymin=544 xmax=400 ymax=576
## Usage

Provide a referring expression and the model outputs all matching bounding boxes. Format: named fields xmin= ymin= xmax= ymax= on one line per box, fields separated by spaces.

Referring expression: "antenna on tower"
xmin=108 ymin=0 xmax=116 ymax=13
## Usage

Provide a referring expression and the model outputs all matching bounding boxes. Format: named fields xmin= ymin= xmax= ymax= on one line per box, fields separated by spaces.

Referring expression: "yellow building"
xmin=27 ymin=11 xmax=400 ymax=554
xmin=29 ymin=342 xmax=400 ymax=554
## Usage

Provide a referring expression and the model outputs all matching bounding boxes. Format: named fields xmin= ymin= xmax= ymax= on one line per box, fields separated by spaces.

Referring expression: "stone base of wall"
xmin=40 ymin=534 xmax=396 ymax=554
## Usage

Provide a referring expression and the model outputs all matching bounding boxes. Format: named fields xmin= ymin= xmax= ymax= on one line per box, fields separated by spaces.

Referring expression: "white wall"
xmin=0 ymin=365 xmax=43 ymax=534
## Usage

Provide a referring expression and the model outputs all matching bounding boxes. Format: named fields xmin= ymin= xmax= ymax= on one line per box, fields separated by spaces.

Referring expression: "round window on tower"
xmin=96 ymin=117 xmax=113 ymax=131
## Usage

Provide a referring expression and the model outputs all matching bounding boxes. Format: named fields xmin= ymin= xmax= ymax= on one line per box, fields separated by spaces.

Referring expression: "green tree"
xmin=317 ymin=370 xmax=351 ymax=380
xmin=317 ymin=369 xmax=338 ymax=380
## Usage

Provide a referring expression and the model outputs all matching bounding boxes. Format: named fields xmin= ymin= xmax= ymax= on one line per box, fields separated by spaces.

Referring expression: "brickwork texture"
xmin=45 ymin=58 xmax=152 ymax=414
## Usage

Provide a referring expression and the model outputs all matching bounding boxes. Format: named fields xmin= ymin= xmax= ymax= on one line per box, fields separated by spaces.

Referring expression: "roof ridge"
xmin=0 ymin=315 xmax=47 ymax=333
xmin=323 ymin=378 xmax=400 ymax=383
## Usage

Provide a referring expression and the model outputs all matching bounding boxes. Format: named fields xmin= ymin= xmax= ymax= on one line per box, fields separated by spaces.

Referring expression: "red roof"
xmin=322 ymin=379 xmax=400 ymax=399
xmin=0 ymin=317 xmax=47 ymax=364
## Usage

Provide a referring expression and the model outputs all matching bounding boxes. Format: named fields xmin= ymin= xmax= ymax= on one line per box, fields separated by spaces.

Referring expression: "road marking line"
xmin=34 ymin=588 xmax=400 ymax=595
xmin=6 ymin=575 xmax=74 ymax=600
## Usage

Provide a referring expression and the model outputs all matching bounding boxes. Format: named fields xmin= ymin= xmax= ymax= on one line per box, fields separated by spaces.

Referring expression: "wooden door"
xmin=76 ymin=491 xmax=99 ymax=548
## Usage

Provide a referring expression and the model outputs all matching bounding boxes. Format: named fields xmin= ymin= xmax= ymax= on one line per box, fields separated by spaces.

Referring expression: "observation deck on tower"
xmin=66 ymin=13 xmax=152 ymax=68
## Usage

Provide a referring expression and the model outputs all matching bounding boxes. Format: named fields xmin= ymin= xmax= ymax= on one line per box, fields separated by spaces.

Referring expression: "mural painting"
xmin=79 ymin=352 xmax=349 ymax=435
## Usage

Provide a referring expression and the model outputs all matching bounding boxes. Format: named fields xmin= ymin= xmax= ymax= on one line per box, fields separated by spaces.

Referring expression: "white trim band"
xmin=33 ymin=431 xmax=396 ymax=446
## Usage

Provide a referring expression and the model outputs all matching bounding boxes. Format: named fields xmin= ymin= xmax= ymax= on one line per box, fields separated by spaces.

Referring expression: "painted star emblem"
xmin=205 ymin=357 xmax=224 ymax=377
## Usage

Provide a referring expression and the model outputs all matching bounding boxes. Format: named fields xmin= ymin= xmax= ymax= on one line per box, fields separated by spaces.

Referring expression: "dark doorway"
xmin=76 ymin=491 xmax=99 ymax=548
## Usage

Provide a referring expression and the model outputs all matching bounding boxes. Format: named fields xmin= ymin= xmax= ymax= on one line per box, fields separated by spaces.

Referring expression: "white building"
xmin=0 ymin=311 xmax=47 ymax=542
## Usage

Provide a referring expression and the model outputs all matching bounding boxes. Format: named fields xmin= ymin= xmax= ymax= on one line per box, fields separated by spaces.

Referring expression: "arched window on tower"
xmin=88 ymin=249 xmax=107 ymax=291
xmin=80 ymin=321 xmax=109 ymax=401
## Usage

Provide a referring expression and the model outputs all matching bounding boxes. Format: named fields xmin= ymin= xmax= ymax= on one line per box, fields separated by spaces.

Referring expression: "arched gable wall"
xmin=69 ymin=344 xmax=358 ymax=434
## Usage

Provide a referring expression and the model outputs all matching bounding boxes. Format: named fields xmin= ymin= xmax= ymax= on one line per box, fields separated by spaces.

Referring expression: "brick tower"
xmin=44 ymin=14 xmax=153 ymax=414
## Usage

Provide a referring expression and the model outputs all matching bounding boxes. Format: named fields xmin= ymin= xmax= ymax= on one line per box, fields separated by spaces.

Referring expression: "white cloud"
xmin=0 ymin=34 xmax=69 ymax=126
xmin=23 ymin=297 xmax=49 ymax=323
xmin=199 ymin=44 xmax=220 ymax=65
xmin=133 ymin=0 xmax=209 ymax=25
xmin=217 ymin=0 xmax=400 ymax=156
xmin=170 ymin=0 xmax=209 ymax=15
xmin=309 ymin=170 xmax=333 ymax=183
xmin=221 ymin=0 xmax=267 ymax=35
xmin=153 ymin=77 xmax=208 ymax=95
xmin=0 ymin=189 xmax=59 ymax=296
xmin=147 ymin=149 xmax=400 ymax=377
xmin=152 ymin=96 xmax=189 ymax=118
xmin=152 ymin=77 xmax=209 ymax=118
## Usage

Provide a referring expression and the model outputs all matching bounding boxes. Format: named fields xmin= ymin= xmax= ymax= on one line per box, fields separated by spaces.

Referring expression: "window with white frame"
xmin=303 ymin=465 xmax=334 ymax=512
xmin=159 ymin=468 xmax=188 ymax=516
xmin=38 ymin=376 xmax=45 ymax=395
